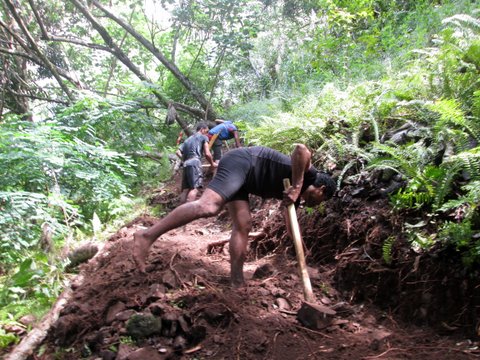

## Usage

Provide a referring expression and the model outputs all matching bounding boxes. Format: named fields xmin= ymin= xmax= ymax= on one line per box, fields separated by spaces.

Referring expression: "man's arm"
xmin=283 ymin=144 xmax=312 ymax=205
xmin=203 ymin=142 xmax=216 ymax=167
xmin=176 ymin=149 xmax=183 ymax=160
xmin=232 ymin=130 xmax=242 ymax=148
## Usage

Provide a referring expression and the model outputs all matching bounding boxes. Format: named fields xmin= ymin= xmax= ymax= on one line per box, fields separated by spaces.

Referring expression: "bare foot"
xmin=133 ymin=231 xmax=151 ymax=273
xmin=230 ymin=275 xmax=246 ymax=289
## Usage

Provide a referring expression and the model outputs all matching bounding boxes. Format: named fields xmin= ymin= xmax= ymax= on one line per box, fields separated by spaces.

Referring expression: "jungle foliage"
xmin=0 ymin=0 xmax=479 ymax=348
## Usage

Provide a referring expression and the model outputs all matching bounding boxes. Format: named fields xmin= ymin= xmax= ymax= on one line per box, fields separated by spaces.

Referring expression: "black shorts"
xmin=182 ymin=158 xmax=203 ymax=190
xmin=212 ymin=138 xmax=223 ymax=161
xmin=207 ymin=149 xmax=251 ymax=202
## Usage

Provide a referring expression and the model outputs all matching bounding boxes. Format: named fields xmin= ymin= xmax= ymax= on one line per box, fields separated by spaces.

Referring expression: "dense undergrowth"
xmin=1 ymin=0 xmax=479 ymax=350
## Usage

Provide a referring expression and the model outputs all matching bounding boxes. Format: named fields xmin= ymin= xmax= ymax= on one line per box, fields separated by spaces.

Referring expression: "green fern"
xmin=382 ymin=236 xmax=395 ymax=265
xmin=428 ymin=99 xmax=480 ymax=143
xmin=442 ymin=14 xmax=480 ymax=33
xmin=439 ymin=180 xmax=480 ymax=216
xmin=443 ymin=147 xmax=480 ymax=180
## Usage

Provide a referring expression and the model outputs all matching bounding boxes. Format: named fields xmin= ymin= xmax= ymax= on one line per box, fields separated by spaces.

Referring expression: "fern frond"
xmin=442 ymin=14 xmax=480 ymax=32
xmin=382 ymin=237 xmax=395 ymax=265
xmin=367 ymin=142 xmax=423 ymax=179
xmin=439 ymin=180 xmax=480 ymax=213
xmin=432 ymin=165 xmax=458 ymax=209
xmin=444 ymin=148 xmax=480 ymax=180
xmin=428 ymin=99 xmax=480 ymax=142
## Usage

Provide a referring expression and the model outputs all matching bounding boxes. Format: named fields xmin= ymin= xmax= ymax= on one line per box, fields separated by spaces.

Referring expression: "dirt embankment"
xmin=8 ymin=175 xmax=480 ymax=359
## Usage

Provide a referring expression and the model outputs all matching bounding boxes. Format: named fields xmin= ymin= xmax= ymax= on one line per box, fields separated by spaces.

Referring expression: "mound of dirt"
xmin=8 ymin=175 xmax=480 ymax=359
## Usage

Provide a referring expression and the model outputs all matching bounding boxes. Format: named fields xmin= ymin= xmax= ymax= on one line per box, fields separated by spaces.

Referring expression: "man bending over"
xmin=134 ymin=144 xmax=336 ymax=287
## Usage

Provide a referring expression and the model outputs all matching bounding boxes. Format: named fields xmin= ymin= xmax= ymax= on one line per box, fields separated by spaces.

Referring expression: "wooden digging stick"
xmin=283 ymin=178 xmax=315 ymax=303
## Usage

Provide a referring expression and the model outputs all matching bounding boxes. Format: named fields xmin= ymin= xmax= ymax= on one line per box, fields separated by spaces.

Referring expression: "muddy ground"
xmin=9 ymin=172 xmax=480 ymax=359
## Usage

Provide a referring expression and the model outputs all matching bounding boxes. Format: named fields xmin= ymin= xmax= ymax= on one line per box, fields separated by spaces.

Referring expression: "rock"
xmin=148 ymin=302 xmax=167 ymax=316
xmin=296 ymin=302 xmax=336 ymax=330
xmin=127 ymin=346 xmax=166 ymax=360
xmin=252 ymin=263 xmax=275 ymax=279
xmin=115 ymin=309 xmax=137 ymax=322
xmin=146 ymin=283 xmax=167 ymax=303
xmin=161 ymin=312 xmax=178 ymax=337
xmin=105 ymin=301 xmax=126 ymax=324
xmin=126 ymin=314 xmax=162 ymax=340
xmin=186 ymin=325 xmax=207 ymax=345
xmin=116 ymin=344 xmax=134 ymax=360
xmin=173 ymin=335 xmax=188 ymax=351
xmin=201 ymin=304 xmax=233 ymax=327
xmin=274 ymin=298 xmax=291 ymax=311
xmin=162 ymin=270 xmax=179 ymax=288
xmin=320 ymin=296 xmax=332 ymax=305
xmin=99 ymin=350 xmax=116 ymax=360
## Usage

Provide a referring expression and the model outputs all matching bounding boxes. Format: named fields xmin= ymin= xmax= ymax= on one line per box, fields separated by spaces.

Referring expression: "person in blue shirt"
xmin=207 ymin=119 xmax=242 ymax=161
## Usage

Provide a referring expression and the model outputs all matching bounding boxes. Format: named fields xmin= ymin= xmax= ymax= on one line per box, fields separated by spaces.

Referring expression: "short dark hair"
xmin=313 ymin=172 xmax=336 ymax=199
xmin=196 ymin=122 xmax=208 ymax=132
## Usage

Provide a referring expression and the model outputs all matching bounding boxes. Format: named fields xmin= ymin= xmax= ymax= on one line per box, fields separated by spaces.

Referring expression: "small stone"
xmin=115 ymin=310 xmax=137 ymax=322
xmin=252 ymin=263 xmax=275 ymax=279
xmin=126 ymin=346 xmax=165 ymax=360
xmin=146 ymin=283 xmax=167 ymax=302
xmin=162 ymin=270 xmax=179 ymax=288
xmin=173 ymin=335 xmax=187 ymax=351
xmin=99 ymin=350 xmax=116 ymax=360
xmin=274 ymin=298 xmax=291 ymax=311
xmin=105 ymin=301 xmax=126 ymax=324
xmin=187 ymin=325 xmax=207 ymax=345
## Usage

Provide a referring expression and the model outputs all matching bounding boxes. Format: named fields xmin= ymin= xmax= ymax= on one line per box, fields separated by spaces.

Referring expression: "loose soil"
xmin=10 ymin=172 xmax=480 ymax=359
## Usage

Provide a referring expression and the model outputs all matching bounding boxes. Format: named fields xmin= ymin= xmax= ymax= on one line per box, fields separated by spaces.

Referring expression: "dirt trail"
xmin=31 ymin=200 xmax=478 ymax=359
xmin=9 ymin=172 xmax=480 ymax=359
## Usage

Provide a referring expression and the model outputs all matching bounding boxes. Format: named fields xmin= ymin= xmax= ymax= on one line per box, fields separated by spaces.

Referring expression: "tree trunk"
xmin=69 ymin=0 xmax=194 ymax=135
xmin=3 ymin=0 xmax=75 ymax=102
xmin=91 ymin=0 xmax=217 ymax=121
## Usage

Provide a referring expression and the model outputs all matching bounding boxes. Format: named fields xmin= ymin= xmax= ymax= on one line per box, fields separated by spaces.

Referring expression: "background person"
xmin=208 ymin=119 xmax=242 ymax=162
xmin=176 ymin=123 xmax=216 ymax=204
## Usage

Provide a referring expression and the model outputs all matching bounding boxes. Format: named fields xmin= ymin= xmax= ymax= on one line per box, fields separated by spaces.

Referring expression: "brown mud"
xmin=12 ymin=172 xmax=480 ymax=359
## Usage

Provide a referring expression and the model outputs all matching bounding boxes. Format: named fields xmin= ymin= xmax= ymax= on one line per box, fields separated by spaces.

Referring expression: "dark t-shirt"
xmin=179 ymin=133 xmax=209 ymax=162
xmin=208 ymin=146 xmax=317 ymax=201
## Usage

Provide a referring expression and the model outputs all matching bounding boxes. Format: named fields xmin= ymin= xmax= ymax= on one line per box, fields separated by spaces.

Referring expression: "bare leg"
xmin=227 ymin=200 xmax=252 ymax=287
xmin=181 ymin=188 xmax=198 ymax=232
xmin=134 ymin=189 xmax=225 ymax=272
xmin=179 ymin=189 xmax=189 ymax=204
